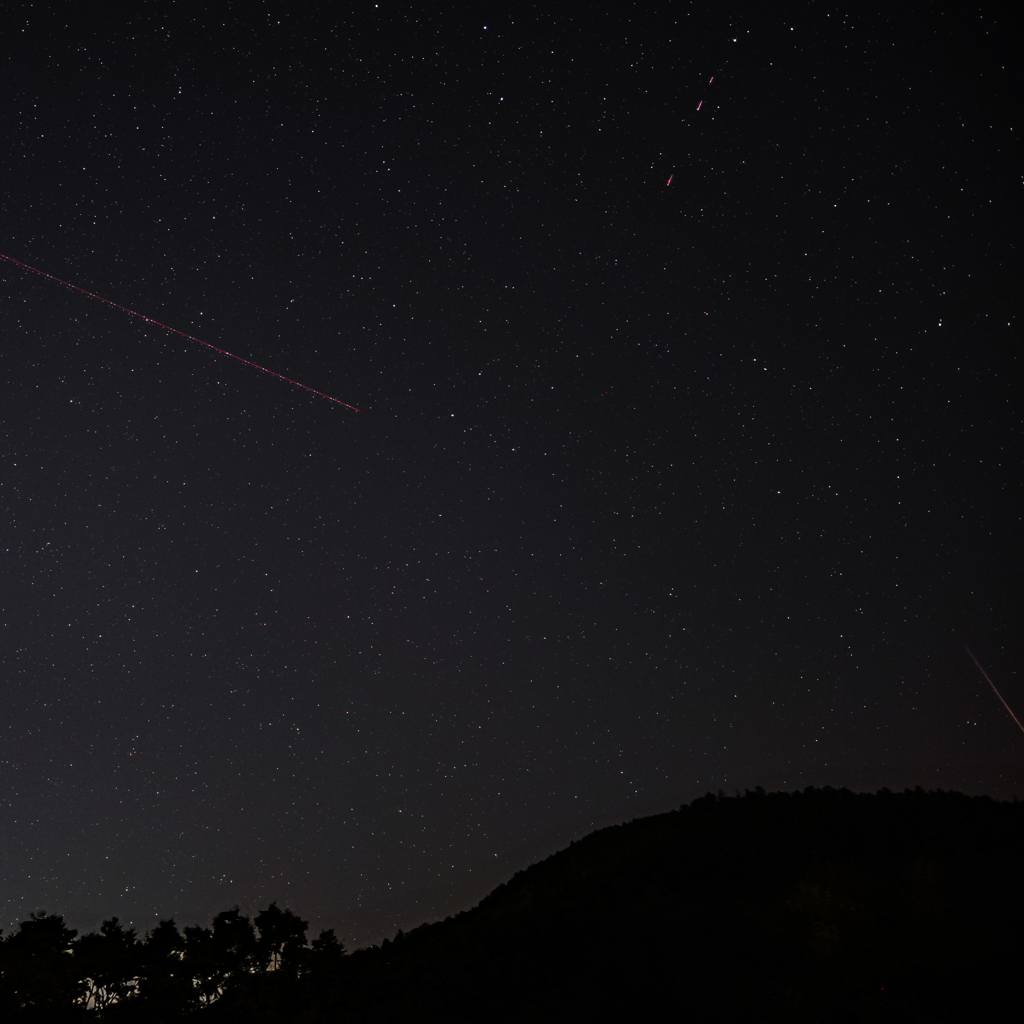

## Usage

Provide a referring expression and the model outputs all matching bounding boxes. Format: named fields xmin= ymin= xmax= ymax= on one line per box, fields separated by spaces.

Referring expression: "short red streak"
xmin=697 ymin=100 xmax=703 ymax=111
xmin=0 ymin=252 xmax=359 ymax=411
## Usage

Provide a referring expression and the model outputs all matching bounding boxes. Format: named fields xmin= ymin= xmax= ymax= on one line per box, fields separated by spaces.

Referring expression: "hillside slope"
xmin=5 ymin=788 xmax=1022 ymax=1022
xmin=304 ymin=787 xmax=1024 ymax=1023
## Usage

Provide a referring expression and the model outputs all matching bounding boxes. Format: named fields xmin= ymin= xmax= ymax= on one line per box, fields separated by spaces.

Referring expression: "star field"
xmin=1 ymin=3 xmax=1020 ymax=947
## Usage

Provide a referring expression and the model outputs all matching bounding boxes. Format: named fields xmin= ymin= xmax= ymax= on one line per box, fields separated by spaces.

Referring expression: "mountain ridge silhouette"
xmin=3 ymin=787 xmax=1022 ymax=1022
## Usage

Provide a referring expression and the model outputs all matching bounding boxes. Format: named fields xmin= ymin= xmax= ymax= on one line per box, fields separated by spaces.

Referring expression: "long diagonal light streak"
xmin=0 ymin=252 xmax=358 ymax=411
xmin=966 ymin=646 xmax=1024 ymax=735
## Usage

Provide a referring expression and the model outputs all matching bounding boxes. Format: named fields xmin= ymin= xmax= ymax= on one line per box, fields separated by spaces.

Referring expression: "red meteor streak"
xmin=966 ymin=646 xmax=1024 ymax=735
xmin=0 ymin=252 xmax=359 ymax=411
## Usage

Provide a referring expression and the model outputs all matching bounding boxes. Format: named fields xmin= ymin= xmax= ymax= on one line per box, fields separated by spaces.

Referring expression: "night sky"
xmin=2 ymin=3 xmax=1020 ymax=948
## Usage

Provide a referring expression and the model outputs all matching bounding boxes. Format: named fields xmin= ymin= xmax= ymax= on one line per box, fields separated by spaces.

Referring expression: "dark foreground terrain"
xmin=3 ymin=787 xmax=1023 ymax=1022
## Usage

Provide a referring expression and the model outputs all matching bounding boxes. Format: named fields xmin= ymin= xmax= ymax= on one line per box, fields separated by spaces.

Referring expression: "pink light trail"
xmin=0 ymin=252 xmax=359 ymax=411
xmin=966 ymin=646 xmax=1024 ymax=736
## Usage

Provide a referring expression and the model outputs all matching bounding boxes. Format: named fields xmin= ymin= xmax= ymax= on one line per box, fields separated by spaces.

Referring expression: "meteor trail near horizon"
xmin=966 ymin=646 xmax=1024 ymax=736
xmin=0 ymin=252 xmax=359 ymax=411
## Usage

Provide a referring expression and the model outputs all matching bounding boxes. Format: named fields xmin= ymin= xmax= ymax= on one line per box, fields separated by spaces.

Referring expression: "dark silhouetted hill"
xmin=322 ymin=786 xmax=1023 ymax=1023
xmin=4 ymin=788 xmax=1023 ymax=1022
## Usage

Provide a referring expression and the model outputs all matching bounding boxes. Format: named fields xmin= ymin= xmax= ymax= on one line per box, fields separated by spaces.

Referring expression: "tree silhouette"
xmin=132 ymin=919 xmax=192 ymax=1018
xmin=74 ymin=918 xmax=141 ymax=1011
xmin=0 ymin=912 xmax=80 ymax=1016
xmin=182 ymin=908 xmax=256 ymax=1007
xmin=309 ymin=927 xmax=345 ymax=968
xmin=252 ymin=903 xmax=308 ymax=977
